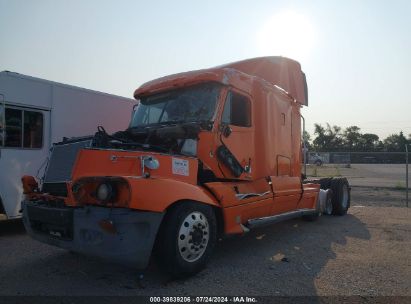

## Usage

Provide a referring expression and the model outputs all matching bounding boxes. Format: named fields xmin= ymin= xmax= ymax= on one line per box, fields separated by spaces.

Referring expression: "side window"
xmin=23 ymin=110 xmax=43 ymax=148
xmin=222 ymin=91 xmax=251 ymax=127
xmin=3 ymin=107 xmax=43 ymax=148
xmin=5 ymin=108 xmax=22 ymax=147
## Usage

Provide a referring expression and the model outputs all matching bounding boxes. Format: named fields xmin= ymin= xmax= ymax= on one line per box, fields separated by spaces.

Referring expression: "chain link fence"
xmin=305 ymin=151 xmax=410 ymax=207
xmin=308 ymin=151 xmax=411 ymax=165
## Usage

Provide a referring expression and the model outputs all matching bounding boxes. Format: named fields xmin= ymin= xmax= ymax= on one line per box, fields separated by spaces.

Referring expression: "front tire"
xmin=156 ymin=201 xmax=217 ymax=278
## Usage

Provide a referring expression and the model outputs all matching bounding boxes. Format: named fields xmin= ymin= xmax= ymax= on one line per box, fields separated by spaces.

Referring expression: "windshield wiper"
xmin=129 ymin=119 xmax=185 ymax=129
xmin=109 ymin=139 xmax=169 ymax=152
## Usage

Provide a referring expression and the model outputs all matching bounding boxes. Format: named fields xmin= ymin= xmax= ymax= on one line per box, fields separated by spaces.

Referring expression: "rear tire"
xmin=155 ymin=201 xmax=217 ymax=278
xmin=317 ymin=178 xmax=332 ymax=189
xmin=323 ymin=189 xmax=333 ymax=215
xmin=330 ymin=178 xmax=350 ymax=215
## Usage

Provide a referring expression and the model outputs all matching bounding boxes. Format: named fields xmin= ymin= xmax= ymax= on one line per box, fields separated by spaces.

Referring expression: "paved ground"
xmin=1 ymin=164 xmax=410 ymax=296
xmin=0 ymin=187 xmax=410 ymax=296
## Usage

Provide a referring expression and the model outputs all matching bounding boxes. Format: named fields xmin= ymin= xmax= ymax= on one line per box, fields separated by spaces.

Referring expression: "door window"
xmin=1 ymin=107 xmax=44 ymax=148
xmin=222 ymin=91 xmax=251 ymax=127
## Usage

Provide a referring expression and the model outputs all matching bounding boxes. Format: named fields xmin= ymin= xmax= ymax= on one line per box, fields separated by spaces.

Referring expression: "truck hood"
xmin=71 ymin=149 xmax=198 ymax=185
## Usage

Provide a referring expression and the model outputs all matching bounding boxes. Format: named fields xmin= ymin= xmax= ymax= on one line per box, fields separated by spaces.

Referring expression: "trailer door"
xmin=0 ymin=102 xmax=50 ymax=219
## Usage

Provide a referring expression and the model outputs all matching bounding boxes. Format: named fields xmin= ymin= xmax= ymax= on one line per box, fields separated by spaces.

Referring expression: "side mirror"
xmin=129 ymin=103 xmax=138 ymax=126
xmin=222 ymin=125 xmax=232 ymax=138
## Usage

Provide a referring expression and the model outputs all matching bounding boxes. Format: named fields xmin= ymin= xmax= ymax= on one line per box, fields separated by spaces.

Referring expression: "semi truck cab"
xmin=22 ymin=57 xmax=350 ymax=277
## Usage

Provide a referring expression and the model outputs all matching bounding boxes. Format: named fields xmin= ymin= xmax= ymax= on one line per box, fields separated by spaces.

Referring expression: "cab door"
xmin=215 ymin=89 xmax=273 ymax=222
xmin=218 ymin=90 xmax=254 ymax=179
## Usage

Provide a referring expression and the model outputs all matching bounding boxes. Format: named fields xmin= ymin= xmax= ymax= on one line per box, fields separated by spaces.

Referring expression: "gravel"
xmin=0 ymin=187 xmax=410 ymax=296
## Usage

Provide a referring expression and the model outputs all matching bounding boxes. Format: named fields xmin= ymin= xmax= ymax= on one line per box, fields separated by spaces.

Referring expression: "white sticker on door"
xmin=172 ymin=158 xmax=189 ymax=176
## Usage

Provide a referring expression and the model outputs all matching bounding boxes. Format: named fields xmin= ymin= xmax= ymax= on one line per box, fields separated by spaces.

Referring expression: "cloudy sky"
xmin=1 ymin=0 xmax=410 ymax=138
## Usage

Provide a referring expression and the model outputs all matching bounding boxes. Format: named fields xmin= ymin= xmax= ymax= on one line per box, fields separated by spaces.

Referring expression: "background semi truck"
xmin=0 ymin=71 xmax=136 ymax=220
xmin=21 ymin=57 xmax=350 ymax=277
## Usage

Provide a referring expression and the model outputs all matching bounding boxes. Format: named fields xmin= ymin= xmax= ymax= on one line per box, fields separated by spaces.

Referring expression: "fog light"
xmin=96 ymin=183 xmax=112 ymax=201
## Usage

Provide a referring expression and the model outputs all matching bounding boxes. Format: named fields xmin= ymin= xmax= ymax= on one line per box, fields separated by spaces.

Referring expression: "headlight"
xmin=72 ymin=177 xmax=130 ymax=207
xmin=96 ymin=183 xmax=113 ymax=201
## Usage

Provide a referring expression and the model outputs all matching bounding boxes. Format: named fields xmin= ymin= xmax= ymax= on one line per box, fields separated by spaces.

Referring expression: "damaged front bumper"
xmin=22 ymin=201 xmax=164 ymax=269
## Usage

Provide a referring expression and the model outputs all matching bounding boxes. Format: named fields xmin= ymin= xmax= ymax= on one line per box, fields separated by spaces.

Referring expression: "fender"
xmin=126 ymin=177 xmax=220 ymax=212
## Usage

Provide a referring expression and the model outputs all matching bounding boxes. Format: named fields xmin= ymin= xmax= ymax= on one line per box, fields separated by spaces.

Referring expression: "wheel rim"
xmin=325 ymin=196 xmax=333 ymax=215
xmin=341 ymin=184 xmax=349 ymax=209
xmin=178 ymin=211 xmax=209 ymax=262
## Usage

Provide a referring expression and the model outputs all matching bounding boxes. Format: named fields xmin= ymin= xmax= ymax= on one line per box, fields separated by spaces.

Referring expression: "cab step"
xmin=246 ymin=209 xmax=317 ymax=229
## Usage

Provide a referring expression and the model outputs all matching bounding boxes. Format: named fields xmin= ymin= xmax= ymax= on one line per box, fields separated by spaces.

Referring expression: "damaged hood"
xmin=71 ymin=149 xmax=198 ymax=185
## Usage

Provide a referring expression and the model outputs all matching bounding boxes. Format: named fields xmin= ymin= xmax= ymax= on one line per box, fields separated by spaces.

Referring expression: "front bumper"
xmin=22 ymin=201 xmax=164 ymax=269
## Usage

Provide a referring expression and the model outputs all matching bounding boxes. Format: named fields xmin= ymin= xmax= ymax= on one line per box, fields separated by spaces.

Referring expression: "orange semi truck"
xmin=21 ymin=57 xmax=350 ymax=277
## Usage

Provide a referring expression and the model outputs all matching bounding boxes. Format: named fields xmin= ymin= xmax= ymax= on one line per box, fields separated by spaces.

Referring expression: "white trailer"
xmin=0 ymin=71 xmax=136 ymax=219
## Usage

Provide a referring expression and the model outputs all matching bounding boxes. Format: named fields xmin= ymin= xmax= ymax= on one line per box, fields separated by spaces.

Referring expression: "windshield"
xmin=130 ymin=83 xmax=221 ymax=128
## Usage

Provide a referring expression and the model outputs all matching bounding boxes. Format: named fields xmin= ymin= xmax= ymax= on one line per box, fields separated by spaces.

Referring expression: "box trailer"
xmin=0 ymin=71 xmax=136 ymax=220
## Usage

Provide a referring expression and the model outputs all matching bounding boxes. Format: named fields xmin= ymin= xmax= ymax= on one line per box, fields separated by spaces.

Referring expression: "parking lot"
xmin=306 ymin=163 xmax=409 ymax=189
xmin=0 ymin=165 xmax=410 ymax=296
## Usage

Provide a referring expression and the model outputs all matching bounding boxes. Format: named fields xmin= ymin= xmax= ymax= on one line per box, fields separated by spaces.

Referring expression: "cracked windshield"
xmin=130 ymin=83 xmax=221 ymax=127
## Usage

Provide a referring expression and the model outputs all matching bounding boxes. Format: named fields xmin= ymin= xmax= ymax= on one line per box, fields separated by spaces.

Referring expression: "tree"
xmin=383 ymin=131 xmax=408 ymax=152
xmin=312 ymin=123 xmax=343 ymax=151
xmin=309 ymin=125 xmax=408 ymax=152
xmin=312 ymin=124 xmax=326 ymax=151
xmin=343 ymin=126 xmax=361 ymax=150
xmin=359 ymin=133 xmax=380 ymax=151
xmin=302 ymin=130 xmax=312 ymax=150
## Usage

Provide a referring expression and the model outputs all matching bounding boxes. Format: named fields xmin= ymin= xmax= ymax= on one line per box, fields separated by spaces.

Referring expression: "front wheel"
xmin=155 ymin=202 xmax=217 ymax=278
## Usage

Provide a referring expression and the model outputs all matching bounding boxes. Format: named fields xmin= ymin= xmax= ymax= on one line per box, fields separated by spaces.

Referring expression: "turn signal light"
xmin=98 ymin=219 xmax=117 ymax=234
xmin=21 ymin=175 xmax=39 ymax=194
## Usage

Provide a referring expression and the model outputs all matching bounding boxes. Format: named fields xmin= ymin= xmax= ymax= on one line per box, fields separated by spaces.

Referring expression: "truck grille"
xmin=42 ymin=138 xmax=92 ymax=196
